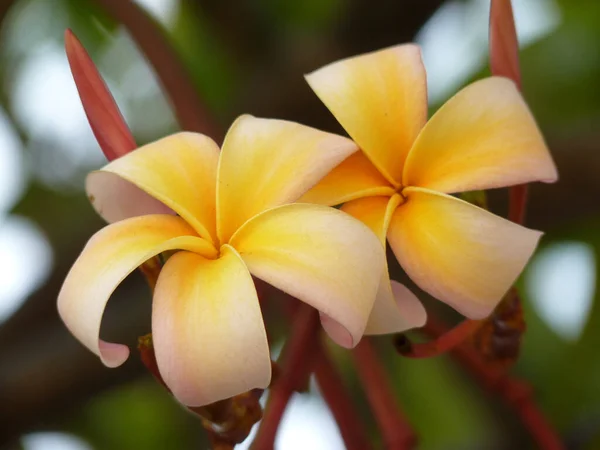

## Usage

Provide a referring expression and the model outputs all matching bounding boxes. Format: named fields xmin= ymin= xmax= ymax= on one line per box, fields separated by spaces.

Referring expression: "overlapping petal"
xmin=152 ymin=245 xmax=271 ymax=407
xmin=387 ymin=187 xmax=542 ymax=318
xmin=305 ymin=44 xmax=427 ymax=185
xmin=403 ymin=77 xmax=558 ymax=193
xmin=229 ymin=203 xmax=384 ymax=348
xmin=299 ymin=152 xmax=395 ymax=206
xmin=57 ymin=215 xmax=217 ymax=368
xmin=87 ymin=132 xmax=220 ymax=243
xmin=217 ymin=115 xmax=358 ymax=242
xmin=341 ymin=196 xmax=427 ymax=334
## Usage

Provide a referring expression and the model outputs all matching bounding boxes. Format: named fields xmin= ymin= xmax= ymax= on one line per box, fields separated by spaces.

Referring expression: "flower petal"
xmin=305 ymin=44 xmax=427 ymax=185
xmin=299 ymin=152 xmax=395 ymax=206
xmin=341 ymin=196 xmax=427 ymax=333
xmin=87 ymin=132 xmax=220 ymax=243
xmin=403 ymin=77 xmax=558 ymax=193
xmin=217 ymin=115 xmax=358 ymax=242
xmin=58 ymin=215 xmax=217 ymax=368
xmin=229 ymin=203 xmax=384 ymax=348
xmin=152 ymin=245 xmax=271 ymax=407
xmin=388 ymin=187 xmax=542 ymax=318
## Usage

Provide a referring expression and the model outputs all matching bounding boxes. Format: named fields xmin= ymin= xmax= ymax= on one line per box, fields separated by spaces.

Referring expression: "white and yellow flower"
xmin=301 ymin=44 xmax=558 ymax=320
xmin=58 ymin=116 xmax=393 ymax=407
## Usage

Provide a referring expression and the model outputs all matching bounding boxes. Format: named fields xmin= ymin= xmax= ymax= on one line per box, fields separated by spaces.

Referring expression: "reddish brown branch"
xmin=314 ymin=347 xmax=372 ymax=450
xmin=395 ymin=318 xmax=481 ymax=358
xmin=251 ymin=304 xmax=321 ymax=450
xmin=353 ymin=339 xmax=416 ymax=450
xmin=490 ymin=0 xmax=528 ymax=225
xmin=65 ymin=29 xmax=136 ymax=160
xmin=92 ymin=0 xmax=221 ymax=140
xmin=422 ymin=316 xmax=564 ymax=450
xmin=508 ymin=184 xmax=529 ymax=224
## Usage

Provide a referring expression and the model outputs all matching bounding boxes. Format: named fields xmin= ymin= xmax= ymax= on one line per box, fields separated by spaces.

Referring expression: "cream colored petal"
xmin=342 ymin=195 xmax=427 ymax=334
xmin=57 ymin=215 xmax=216 ymax=368
xmin=388 ymin=187 xmax=542 ymax=318
xmin=299 ymin=152 xmax=395 ymax=206
xmin=87 ymin=132 xmax=220 ymax=243
xmin=217 ymin=115 xmax=358 ymax=242
xmin=306 ymin=44 xmax=427 ymax=185
xmin=403 ymin=77 xmax=558 ymax=193
xmin=152 ymin=245 xmax=271 ymax=407
xmin=230 ymin=203 xmax=384 ymax=348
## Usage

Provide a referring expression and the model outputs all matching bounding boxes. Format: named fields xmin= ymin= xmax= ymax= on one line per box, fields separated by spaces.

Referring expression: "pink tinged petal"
xmin=387 ymin=187 xmax=542 ymax=319
xmin=299 ymin=152 xmax=395 ymax=207
xmin=87 ymin=132 xmax=220 ymax=243
xmin=230 ymin=204 xmax=385 ymax=348
xmin=217 ymin=115 xmax=358 ymax=242
xmin=152 ymin=246 xmax=271 ymax=407
xmin=305 ymin=44 xmax=427 ymax=185
xmin=58 ymin=215 xmax=216 ymax=367
xmin=402 ymin=77 xmax=558 ymax=193
xmin=342 ymin=195 xmax=427 ymax=334
xmin=65 ymin=29 xmax=136 ymax=160
xmin=489 ymin=0 xmax=521 ymax=87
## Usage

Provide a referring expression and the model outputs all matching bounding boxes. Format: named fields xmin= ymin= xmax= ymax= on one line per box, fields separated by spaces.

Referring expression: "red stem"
xmin=509 ymin=184 xmax=528 ymax=224
xmin=395 ymin=318 xmax=481 ymax=358
xmin=251 ymin=305 xmax=321 ymax=450
xmin=353 ymin=339 xmax=416 ymax=450
xmin=489 ymin=0 xmax=528 ymax=225
xmin=314 ymin=348 xmax=372 ymax=450
xmin=423 ymin=316 xmax=564 ymax=450
xmin=65 ymin=29 xmax=136 ymax=160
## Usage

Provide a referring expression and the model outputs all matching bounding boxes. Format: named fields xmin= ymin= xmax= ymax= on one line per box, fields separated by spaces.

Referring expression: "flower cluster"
xmin=58 ymin=39 xmax=557 ymax=408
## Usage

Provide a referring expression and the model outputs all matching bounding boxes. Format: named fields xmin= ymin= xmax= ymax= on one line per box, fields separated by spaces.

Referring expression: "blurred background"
xmin=0 ymin=0 xmax=599 ymax=448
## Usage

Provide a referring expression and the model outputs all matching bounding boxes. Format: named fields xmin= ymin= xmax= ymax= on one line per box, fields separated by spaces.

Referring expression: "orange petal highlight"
xmin=299 ymin=152 xmax=394 ymax=206
xmin=57 ymin=215 xmax=216 ymax=368
xmin=388 ymin=187 xmax=542 ymax=319
xmin=306 ymin=44 xmax=427 ymax=185
xmin=342 ymin=195 xmax=427 ymax=333
xmin=152 ymin=246 xmax=271 ymax=407
xmin=87 ymin=132 xmax=220 ymax=243
xmin=217 ymin=115 xmax=358 ymax=243
xmin=230 ymin=203 xmax=384 ymax=348
xmin=403 ymin=77 xmax=558 ymax=193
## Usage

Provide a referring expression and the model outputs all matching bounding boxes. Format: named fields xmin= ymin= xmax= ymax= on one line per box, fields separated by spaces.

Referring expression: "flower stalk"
xmin=352 ymin=339 xmax=416 ymax=450
xmin=251 ymin=303 xmax=321 ymax=450
xmin=422 ymin=314 xmax=564 ymax=449
xmin=313 ymin=347 xmax=373 ymax=450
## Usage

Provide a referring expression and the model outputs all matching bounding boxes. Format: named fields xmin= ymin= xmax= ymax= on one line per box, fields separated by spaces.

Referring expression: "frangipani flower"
xmin=301 ymin=44 xmax=558 ymax=320
xmin=58 ymin=115 xmax=388 ymax=407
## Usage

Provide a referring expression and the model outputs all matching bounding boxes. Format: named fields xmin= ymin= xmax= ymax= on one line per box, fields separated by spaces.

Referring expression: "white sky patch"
xmin=416 ymin=0 xmax=562 ymax=104
xmin=22 ymin=432 xmax=93 ymax=450
xmin=525 ymin=241 xmax=596 ymax=341
xmin=237 ymin=377 xmax=344 ymax=450
xmin=0 ymin=108 xmax=25 ymax=216
xmin=133 ymin=0 xmax=179 ymax=27
xmin=0 ymin=216 xmax=53 ymax=324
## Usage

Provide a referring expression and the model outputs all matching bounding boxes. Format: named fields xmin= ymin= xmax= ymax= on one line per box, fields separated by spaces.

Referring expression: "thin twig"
xmin=251 ymin=304 xmax=321 ymax=450
xmin=490 ymin=0 xmax=528 ymax=225
xmin=394 ymin=318 xmax=481 ymax=358
xmin=423 ymin=315 xmax=564 ymax=450
xmin=314 ymin=345 xmax=373 ymax=450
xmin=353 ymin=339 xmax=416 ymax=450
